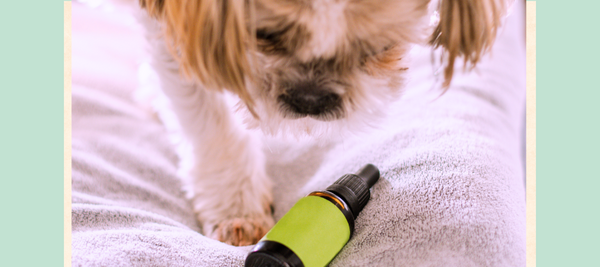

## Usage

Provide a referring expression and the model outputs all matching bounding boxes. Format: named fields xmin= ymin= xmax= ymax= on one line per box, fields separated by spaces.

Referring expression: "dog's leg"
xmin=175 ymin=92 xmax=273 ymax=246
xmin=145 ymin=24 xmax=273 ymax=246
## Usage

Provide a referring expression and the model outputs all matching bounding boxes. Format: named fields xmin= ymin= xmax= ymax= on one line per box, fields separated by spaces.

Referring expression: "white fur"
xmin=298 ymin=0 xmax=348 ymax=60
xmin=138 ymin=14 xmax=273 ymax=238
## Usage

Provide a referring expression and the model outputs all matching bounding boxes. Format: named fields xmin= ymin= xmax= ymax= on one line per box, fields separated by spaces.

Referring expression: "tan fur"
xmin=430 ymin=0 xmax=512 ymax=88
xmin=140 ymin=0 xmax=256 ymax=110
xmin=363 ymin=44 xmax=410 ymax=77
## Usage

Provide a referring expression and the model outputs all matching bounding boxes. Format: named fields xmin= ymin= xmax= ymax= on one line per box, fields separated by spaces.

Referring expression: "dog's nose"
xmin=279 ymin=84 xmax=341 ymax=116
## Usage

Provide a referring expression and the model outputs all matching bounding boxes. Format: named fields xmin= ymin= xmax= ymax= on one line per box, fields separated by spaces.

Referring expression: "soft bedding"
xmin=71 ymin=1 xmax=526 ymax=266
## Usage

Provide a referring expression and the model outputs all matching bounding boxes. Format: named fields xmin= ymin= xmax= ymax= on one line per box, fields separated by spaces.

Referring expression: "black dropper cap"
xmin=326 ymin=164 xmax=380 ymax=218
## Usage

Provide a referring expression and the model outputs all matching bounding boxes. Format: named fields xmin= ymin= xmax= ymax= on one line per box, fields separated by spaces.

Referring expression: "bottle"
xmin=245 ymin=164 xmax=380 ymax=267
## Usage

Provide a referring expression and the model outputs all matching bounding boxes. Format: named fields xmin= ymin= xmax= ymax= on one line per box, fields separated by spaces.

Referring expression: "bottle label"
xmin=262 ymin=196 xmax=351 ymax=267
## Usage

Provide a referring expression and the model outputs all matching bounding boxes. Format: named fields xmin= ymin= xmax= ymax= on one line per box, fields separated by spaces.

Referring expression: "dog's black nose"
xmin=279 ymin=84 xmax=341 ymax=116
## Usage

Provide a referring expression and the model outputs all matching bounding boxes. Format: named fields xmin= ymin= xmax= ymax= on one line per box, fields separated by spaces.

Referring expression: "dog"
xmin=135 ymin=0 xmax=513 ymax=246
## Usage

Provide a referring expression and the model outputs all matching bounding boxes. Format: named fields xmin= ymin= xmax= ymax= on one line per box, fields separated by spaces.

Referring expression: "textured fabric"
xmin=71 ymin=1 xmax=526 ymax=266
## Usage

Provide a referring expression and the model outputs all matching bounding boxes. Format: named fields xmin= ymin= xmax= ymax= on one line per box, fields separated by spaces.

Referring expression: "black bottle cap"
xmin=326 ymin=164 xmax=380 ymax=218
xmin=245 ymin=240 xmax=304 ymax=267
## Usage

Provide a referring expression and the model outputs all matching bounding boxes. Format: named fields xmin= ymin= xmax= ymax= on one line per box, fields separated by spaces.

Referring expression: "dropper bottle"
xmin=245 ymin=164 xmax=380 ymax=267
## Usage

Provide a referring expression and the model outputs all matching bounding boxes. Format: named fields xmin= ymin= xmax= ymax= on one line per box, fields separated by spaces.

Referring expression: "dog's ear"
xmin=139 ymin=0 xmax=255 ymax=108
xmin=430 ymin=0 xmax=513 ymax=88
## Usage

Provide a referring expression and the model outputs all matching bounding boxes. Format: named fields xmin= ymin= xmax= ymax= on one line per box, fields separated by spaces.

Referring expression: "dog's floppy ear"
xmin=430 ymin=0 xmax=512 ymax=88
xmin=139 ymin=0 xmax=255 ymax=108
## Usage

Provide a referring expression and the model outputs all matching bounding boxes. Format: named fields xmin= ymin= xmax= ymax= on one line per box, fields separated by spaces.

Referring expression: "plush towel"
xmin=71 ymin=1 xmax=526 ymax=266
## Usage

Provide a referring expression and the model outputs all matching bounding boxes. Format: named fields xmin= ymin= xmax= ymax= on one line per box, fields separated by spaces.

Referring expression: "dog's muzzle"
xmin=278 ymin=83 xmax=343 ymax=120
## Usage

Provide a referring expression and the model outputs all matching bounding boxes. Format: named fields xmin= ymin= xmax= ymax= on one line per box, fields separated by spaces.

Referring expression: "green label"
xmin=263 ymin=196 xmax=351 ymax=267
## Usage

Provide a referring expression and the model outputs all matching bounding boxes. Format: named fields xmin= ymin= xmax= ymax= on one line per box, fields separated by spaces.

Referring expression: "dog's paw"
xmin=177 ymin=126 xmax=274 ymax=246
xmin=207 ymin=215 xmax=274 ymax=246
xmin=185 ymin=164 xmax=275 ymax=246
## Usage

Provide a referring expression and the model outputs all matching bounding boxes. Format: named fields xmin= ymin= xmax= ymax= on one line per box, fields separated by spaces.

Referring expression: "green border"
xmin=0 ymin=1 xmax=66 ymax=266
xmin=537 ymin=0 xmax=600 ymax=266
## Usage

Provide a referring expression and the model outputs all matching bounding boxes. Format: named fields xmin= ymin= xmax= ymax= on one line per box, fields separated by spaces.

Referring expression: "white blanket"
xmin=71 ymin=1 xmax=526 ymax=266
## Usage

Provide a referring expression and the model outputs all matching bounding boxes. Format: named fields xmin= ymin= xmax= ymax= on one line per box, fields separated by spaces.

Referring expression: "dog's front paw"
xmin=207 ymin=215 xmax=274 ymax=246
xmin=183 ymin=152 xmax=275 ymax=246
xmin=177 ymin=126 xmax=275 ymax=246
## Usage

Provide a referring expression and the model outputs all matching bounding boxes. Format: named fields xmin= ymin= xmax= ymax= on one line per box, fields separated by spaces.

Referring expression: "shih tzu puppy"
xmin=135 ymin=0 xmax=513 ymax=246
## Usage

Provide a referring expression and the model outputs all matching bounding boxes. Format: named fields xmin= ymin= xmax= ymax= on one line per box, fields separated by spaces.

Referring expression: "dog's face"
xmin=245 ymin=0 xmax=432 ymax=135
xmin=140 ymin=0 xmax=510 ymax=136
